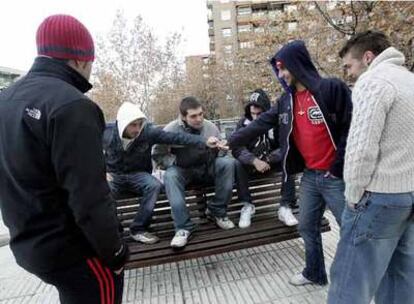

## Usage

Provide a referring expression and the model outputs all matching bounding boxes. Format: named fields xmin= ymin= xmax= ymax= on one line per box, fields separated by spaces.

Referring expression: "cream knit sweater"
xmin=344 ymin=47 xmax=414 ymax=204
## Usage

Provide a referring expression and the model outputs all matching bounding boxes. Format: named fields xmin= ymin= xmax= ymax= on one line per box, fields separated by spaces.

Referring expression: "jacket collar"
xmin=368 ymin=47 xmax=405 ymax=71
xmin=29 ymin=56 xmax=93 ymax=93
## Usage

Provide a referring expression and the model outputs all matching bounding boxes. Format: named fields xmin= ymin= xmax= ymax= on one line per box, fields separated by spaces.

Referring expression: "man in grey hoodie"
xmin=153 ymin=97 xmax=236 ymax=248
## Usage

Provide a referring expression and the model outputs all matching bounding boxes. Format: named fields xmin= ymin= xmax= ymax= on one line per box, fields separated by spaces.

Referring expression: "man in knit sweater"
xmin=328 ymin=31 xmax=414 ymax=304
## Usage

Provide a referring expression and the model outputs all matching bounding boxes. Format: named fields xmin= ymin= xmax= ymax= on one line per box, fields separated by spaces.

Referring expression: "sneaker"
xmin=206 ymin=209 xmax=235 ymax=230
xmin=170 ymin=229 xmax=191 ymax=248
xmin=130 ymin=231 xmax=159 ymax=244
xmin=289 ymin=272 xmax=314 ymax=286
xmin=239 ymin=203 xmax=255 ymax=228
xmin=278 ymin=206 xmax=299 ymax=226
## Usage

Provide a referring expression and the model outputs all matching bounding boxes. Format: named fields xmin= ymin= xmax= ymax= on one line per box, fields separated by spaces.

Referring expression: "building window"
xmin=239 ymin=41 xmax=254 ymax=49
xmin=254 ymin=26 xmax=265 ymax=33
xmin=285 ymin=4 xmax=297 ymax=13
xmin=268 ymin=9 xmax=282 ymax=18
xmin=287 ymin=22 xmax=298 ymax=31
xmin=252 ymin=11 xmax=267 ymax=18
xmin=237 ymin=6 xmax=252 ymax=16
xmin=238 ymin=24 xmax=252 ymax=33
xmin=222 ymin=28 xmax=232 ymax=37
xmin=327 ymin=1 xmax=337 ymax=10
xmin=221 ymin=10 xmax=231 ymax=21
xmin=224 ymin=45 xmax=233 ymax=54
xmin=207 ymin=8 xmax=213 ymax=20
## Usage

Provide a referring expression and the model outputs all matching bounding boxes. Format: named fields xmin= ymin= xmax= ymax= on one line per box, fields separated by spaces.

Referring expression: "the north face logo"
xmin=25 ymin=107 xmax=42 ymax=120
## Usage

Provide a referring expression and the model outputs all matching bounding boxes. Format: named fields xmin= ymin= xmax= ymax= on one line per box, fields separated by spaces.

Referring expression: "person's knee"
xmin=146 ymin=178 xmax=162 ymax=193
xmin=164 ymin=167 xmax=182 ymax=183
xmin=215 ymin=157 xmax=235 ymax=172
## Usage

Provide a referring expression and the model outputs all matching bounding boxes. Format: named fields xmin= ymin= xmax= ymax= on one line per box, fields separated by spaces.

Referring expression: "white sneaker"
xmin=289 ymin=272 xmax=314 ymax=286
xmin=206 ymin=209 xmax=235 ymax=230
xmin=170 ymin=229 xmax=191 ymax=248
xmin=130 ymin=231 xmax=159 ymax=244
xmin=216 ymin=217 xmax=235 ymax=230
xmin=239 ymin=203 xmax=255 ymax=228
xmin=278 ymin=206 xmax=299 ymax=226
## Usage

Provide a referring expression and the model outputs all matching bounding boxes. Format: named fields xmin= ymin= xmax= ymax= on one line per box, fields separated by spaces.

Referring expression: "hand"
xmin=253 ymin=158 xmax=271 ymax=173
xmin=216 ymin=139 xmax=229 ymax=151
xmin=114 ymin=267 xmax=124 ymax=275
xmin=106 ymin=173 xmax=113 ymax=182
xmin=206 ymin=136 xmax=220 ymax=148
xmin=324 ymin=171 xmax=338 ymax=179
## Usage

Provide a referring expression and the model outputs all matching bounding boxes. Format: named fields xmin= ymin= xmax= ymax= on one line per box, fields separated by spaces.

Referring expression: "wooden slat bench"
xmin=115 ymin=173 xmax=331 ymax=269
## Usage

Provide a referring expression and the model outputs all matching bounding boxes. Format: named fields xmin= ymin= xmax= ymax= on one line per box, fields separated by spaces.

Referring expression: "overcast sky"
xmin=0 ymin=0 xmax=210 ymax=71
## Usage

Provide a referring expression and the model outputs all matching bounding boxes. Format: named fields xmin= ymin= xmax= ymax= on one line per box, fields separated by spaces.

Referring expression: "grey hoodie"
xmin=152 ymin=118 xmax=221 ymax=170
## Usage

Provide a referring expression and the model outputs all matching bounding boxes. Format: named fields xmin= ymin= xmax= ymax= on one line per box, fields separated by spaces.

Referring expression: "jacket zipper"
xmin=283 ymin=94 xmax=294 ymax=182
xmin=310 ymin=95 xmax=337 ymax=150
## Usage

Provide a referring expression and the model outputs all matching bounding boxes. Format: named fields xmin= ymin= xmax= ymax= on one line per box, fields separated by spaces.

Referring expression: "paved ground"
xmin=0 ymin=213 xmax=10 ymax=247
xmin=0 ymin=212 xmax=340 ymax=304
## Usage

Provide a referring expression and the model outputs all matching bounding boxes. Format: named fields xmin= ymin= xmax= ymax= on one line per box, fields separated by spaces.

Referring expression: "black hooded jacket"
xmin=230 ymin=41 xmax=352 ymax=179
xmin=232 ymin=89 xmax=277 ymax=165
xmin=0 ymin=57 xmax=128 ymax=274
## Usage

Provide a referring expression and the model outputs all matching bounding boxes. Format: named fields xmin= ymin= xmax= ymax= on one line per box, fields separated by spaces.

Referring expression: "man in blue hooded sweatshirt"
xmin=229 ymin=40 xmax=352 ymax=286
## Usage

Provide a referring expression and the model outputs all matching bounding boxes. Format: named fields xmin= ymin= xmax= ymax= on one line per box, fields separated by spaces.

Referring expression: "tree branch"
xmin=313 ymin=1 xmax=354 ymax=35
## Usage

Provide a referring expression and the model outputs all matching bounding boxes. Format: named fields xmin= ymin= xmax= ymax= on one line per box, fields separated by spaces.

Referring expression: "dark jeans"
xmin=109 ymin=172 xmax=162 ymax=234
xmin=36 ymin=258 xmax=124 ymax=304
xmin=235 ymin=160 xmax=296 ymax=207
xmin=299 ymin=169 xmax=345 ymax=285
xmin=163 ymin=156 xmax=235 ymax=232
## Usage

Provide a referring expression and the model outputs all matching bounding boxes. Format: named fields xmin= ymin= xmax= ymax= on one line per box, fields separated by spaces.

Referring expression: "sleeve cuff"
xmin=345 ymin=185 xmax=365 ymax=205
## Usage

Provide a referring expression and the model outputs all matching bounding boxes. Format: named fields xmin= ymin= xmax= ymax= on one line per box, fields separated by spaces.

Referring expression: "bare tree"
xmin=90 ymin=10 xmax=183 ymax=121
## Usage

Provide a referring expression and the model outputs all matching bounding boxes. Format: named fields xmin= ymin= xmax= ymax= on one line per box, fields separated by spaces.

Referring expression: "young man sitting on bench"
xmin=232 ymin=89 xmax=298 ymax=228
xmin=152 ymin=97 xmax=235 ymax=249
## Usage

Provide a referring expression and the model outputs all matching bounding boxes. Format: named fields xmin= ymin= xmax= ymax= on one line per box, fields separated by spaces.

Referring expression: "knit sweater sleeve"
xmin=344 ymin=77 xmax=395 ymax=204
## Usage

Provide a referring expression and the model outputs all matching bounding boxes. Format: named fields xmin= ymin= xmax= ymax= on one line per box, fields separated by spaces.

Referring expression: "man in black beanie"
xmin=232 ymin=89 xmax=298 ymax=229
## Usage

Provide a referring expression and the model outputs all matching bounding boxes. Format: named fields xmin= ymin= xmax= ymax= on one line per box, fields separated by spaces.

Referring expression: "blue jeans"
xmin=328 ymin=192 xmax=414 ymax=304
xmin=298 ymin=169 xmax=345 ymax=285
xmin=163 ymin=156 xmax=235 ymax=232
xmin=109 ymin=172 xmax=162 ymax=234
xmin=235 ymin=160 xmax=296 ymax=207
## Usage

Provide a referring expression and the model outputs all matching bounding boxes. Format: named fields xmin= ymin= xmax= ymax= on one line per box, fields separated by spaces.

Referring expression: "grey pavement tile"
xmin=0 ymin=212 xmax=343 ymax=303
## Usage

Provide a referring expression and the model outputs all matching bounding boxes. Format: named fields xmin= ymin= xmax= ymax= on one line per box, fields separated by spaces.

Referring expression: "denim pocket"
xmin=353 ymin=193 xmax=412 ymax=245
xmin=347 ymin=192 xmax=371 ymax=214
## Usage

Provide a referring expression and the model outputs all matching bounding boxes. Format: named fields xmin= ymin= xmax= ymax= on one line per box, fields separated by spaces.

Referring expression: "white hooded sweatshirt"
xmin=116 ymin=102 xmax=147 ymax=150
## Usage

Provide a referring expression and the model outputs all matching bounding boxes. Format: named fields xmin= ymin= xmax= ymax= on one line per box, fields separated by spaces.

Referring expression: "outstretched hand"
xmin=206 ymin=137 xmax=229 ymax=151
xmin=253 ymin=158 xmax=270 ymax=173
xmin=206 ymin=136 xmax=220 ymax=148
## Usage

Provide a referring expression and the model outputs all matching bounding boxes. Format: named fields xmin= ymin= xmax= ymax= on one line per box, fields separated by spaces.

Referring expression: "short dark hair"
xmin=179 ymin=96 xmax=202 ymax=116
xmin=339 ymin=30 xmax=391 ymax=59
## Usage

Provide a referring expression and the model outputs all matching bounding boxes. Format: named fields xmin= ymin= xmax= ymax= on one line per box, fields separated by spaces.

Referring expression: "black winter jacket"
xmin=0 ymin=57 xmax=128 ymax=273
xmin=231 ymin=89 xmax=277 ymax=165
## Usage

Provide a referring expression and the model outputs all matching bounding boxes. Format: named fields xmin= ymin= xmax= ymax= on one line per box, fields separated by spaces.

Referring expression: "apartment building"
xmin=207 ymin=0 xmax=298 ymax=62
xmin=0 ymin=66 xmax=25 ymax=91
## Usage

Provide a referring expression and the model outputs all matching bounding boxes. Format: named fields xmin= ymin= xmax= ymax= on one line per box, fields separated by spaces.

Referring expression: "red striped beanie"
xmin=36 ymin=14 xmax=95 ymax=62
